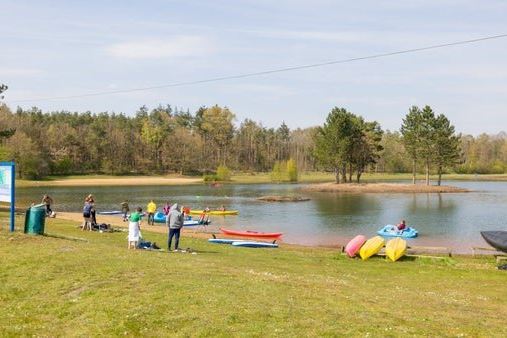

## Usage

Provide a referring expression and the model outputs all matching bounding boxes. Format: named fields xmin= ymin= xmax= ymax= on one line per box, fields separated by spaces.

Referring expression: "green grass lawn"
xmin=1 ymin=216 xmax=505 ymax=336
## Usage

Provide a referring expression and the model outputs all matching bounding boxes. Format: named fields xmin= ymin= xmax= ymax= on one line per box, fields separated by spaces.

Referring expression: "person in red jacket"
xmin=396 ymin=220 xmax=407 ymax=232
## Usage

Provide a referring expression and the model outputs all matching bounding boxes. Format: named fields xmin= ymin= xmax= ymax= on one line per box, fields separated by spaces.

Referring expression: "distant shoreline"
xmin=14 ymin=172 xmax=507 ymax=188
xmin=303 ymin=182 xmax=470 ymax=193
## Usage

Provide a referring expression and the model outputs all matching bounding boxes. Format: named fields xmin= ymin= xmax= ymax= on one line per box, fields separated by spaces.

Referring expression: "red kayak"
xmin=220 ymin=228 xmax=283 ymax=239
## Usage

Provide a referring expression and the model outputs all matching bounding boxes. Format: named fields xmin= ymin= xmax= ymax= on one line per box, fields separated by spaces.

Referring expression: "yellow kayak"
xmin=359 ymin=236 xmax=385 ymax=260
xmin=189 ymin=210 xmax=239 ymax=216
xmin=385 ymin=238 xmax=407 ymax=262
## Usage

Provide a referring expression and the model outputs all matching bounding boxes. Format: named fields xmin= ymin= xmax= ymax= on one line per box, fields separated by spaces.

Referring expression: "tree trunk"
xmin=334 ymin=167 xmax=340 ymax=184
xmin=356 ymin=170 xmax=362 ymax=183
xmin=348 ymin=163 xmax=353 ymax=183
xmin=425 ymin=160 xmax=430 ymax=186
xmin=341 ymin=166 xmax=347 ymax=184
xmin=412 ymin=159 xmax=416 ymax=184
xmin=437 ymin=165 xmax=442 ymax=186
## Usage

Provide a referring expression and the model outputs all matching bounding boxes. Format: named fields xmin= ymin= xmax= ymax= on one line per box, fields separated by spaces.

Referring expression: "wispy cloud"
xmin=105 ymin=36 xmax=214 ymax=59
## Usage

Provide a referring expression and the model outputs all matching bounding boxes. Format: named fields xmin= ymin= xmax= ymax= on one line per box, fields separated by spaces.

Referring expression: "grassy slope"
xmin=0 ymin=217 xmax=505 ymax=336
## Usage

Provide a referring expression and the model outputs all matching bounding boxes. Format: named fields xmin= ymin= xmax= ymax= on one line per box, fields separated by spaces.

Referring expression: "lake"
xmin=15 ymin=181 xmax=507 ymax=252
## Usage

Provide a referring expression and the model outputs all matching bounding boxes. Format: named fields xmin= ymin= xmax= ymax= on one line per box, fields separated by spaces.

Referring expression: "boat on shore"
xmin=344 ymin=235 xmax=366 ymax=258
xmin=359 ymin=236 xmax=385 ymax=260
xmin=385 ymin=238 xmax=407 ymax=262
xmin=481 ymin=231 xmax=507 ymax=253
xmin=220 ymin=228 xmax=282 ymax=238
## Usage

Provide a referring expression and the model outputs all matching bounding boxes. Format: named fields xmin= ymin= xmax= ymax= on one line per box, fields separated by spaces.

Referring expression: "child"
xmin=128 ymin=207 xmax=142 ymax=249
xmin=396 ymin=220 xmax=407 ymax=232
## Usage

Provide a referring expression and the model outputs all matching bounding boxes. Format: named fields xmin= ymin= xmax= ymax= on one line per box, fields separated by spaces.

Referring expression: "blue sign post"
xmin=0 ymin=162 xmax=15 ymax=232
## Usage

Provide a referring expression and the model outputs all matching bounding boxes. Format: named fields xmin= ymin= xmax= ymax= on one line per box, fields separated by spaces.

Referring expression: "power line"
xmin=9 ymin=33 xmax=507 ymax=103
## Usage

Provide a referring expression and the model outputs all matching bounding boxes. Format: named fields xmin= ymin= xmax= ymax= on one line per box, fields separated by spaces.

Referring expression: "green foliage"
xmin=314 ymin=107 xmax=383 ymax=183
xmin=270 ymin=159 xmax=298 ymax=182
xmin=286 ymin=158 xmax=298 ymax=182
xmin=270 ymin=161 xmax=283 ymax=182
xmin=216 ymin=165 xmax=231 ymax=181
xmin=203 ymin=174 xmax=218 ymax=182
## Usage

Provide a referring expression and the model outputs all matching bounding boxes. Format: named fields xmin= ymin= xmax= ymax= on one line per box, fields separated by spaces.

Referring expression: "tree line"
xmin=0 ymin=98 xmax=506 ymax=182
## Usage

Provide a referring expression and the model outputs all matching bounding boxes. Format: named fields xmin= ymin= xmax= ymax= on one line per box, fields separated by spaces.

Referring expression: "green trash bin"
xmin=24 ymin=203 xmax=46 ymax=235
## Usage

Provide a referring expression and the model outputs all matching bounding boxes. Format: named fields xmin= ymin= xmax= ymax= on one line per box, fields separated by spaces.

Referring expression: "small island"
xmin=303 ymin=183 xmax=469 ymax=193
xmin=257 ymin=195 xmax=311 ymax=202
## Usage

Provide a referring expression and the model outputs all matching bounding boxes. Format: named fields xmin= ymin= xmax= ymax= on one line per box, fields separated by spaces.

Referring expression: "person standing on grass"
xmin=121 ymin=200 xmax=130 ymax=221
xmin=128 ymin=207 xmax=143 ymax=249
xmin=147 ymin=200 xmax=157 ymax=225
xmin=166 ymin=203 xmax=184 ymax=251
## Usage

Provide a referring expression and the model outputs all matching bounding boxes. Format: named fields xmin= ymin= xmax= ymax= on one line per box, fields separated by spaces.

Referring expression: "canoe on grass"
xmin=481 ymin=231 xmax=507 ymax=253
xmin=208 ymin=238 xmax=248 ymax=244
xmin=232 ymin=241 xmax=278 ymax=248
xmin=189 ymin=210 xmax=239 ymax=216
xmin=385 ymin=237 xmax=407 ymax=262
xmin=344 ymin=235 xmax=367 ymax=258
xmin=220 ymin=228 xmax=282 ymax=239
xmin=377 ymin=225 xmax=418 ymax=238
xmin=359 ymin=236 xmax=385 ymax=260
xmin=97 ymin=210 xmax=123 ymax=215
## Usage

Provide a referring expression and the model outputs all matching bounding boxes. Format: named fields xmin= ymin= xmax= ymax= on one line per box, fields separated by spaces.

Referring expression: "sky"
xmin=1 ymin=0 xmax=507 ymax=134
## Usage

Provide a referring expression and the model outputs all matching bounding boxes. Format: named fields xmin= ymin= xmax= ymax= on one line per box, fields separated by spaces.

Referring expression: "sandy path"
xmin=25 ymin=176 xmax=202 ymax=187
xmin=56 ymin=212 xmax=214 ymax=240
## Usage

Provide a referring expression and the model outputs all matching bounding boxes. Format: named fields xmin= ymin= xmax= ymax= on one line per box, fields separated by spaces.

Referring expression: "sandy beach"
xmin=23 ymin=176 xmax=202 ymax=187
xmin=303 ymin=182 xmax=469 ymax=193
xmin=56 ymin=212 xmax=221 ymax=240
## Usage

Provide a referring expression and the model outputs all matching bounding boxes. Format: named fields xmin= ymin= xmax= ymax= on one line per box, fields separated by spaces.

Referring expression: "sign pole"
xmin=0 ymin=162 xmax=15 ymax=232
xmin=10 ymin=163 xmax=15 ymax=232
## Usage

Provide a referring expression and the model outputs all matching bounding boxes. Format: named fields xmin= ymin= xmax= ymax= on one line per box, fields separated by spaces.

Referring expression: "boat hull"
xmin=481 ymin=231 xmax=507 ymax=253
xmin=385 ymin=237 xmax=407 ymax=262
xmin=220 ymin=228 xmax=282 ymax=238
xmin=359 ymin=236 xmax=385 ymax=260
xmin=345 ymin=235 xmax=367 ymax=258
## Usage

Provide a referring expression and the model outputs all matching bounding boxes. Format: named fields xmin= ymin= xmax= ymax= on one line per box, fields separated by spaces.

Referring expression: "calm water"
xmin=15 ymin=181 xmax=507 ymax=252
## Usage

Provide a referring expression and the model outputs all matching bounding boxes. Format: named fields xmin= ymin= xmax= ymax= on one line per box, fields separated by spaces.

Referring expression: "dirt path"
xmin=56 ymin=212 xmax=214 ymax=240
xmin=23 ymin=176 xmax=202 ymax=187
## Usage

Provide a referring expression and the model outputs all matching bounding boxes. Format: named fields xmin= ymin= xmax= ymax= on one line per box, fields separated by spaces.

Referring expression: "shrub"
xmin=286 ymin=158 xmax=298 ymax=182
xmin=216 ymin=165 xmax=231 ymax=181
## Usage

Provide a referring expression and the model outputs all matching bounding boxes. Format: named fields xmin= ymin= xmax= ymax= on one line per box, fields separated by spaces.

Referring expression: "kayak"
xmin=359 ymin=236 xmax=385 ymax=260
xmin=232 ymin=241 xmax=278 ymax=248
xmin=344 ymin=235 xmax=367 ymax=258
xmin=97 ymin=210 xmax=123 ymax=215
xmin=385 ymin=237 xmax=407 ymax=262
xmin=153 ymin=212 xmax=208 ymax=226
xmin=377 ymin=225 xmax=418 ymax=238
xmin=189 ymin=210 xmax=239 ymax=216
xmin=220 ymin=228 xmax=282 ymax=238
xmin=208 ymin=238 xmax=248 ymax=244
xmin=481 ymin=231 xmax=507 ymax=253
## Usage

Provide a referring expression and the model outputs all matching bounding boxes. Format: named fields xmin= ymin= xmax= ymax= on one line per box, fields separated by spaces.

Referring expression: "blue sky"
xmin=1 ymin=0 xmax=507 ymax=134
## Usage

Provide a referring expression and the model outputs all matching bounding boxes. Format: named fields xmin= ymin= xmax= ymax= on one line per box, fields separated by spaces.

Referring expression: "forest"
xmin=0 ymin=100 xmax=506 ymax=181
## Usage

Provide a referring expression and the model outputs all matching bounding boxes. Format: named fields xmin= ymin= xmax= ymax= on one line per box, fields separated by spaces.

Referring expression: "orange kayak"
xmin=220 ymin=228 xmax=282 ymax=239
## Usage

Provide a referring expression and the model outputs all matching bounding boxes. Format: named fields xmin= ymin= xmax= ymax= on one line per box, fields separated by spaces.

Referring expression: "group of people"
xmin=127 ymin=203 xmax=187 ymax=251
